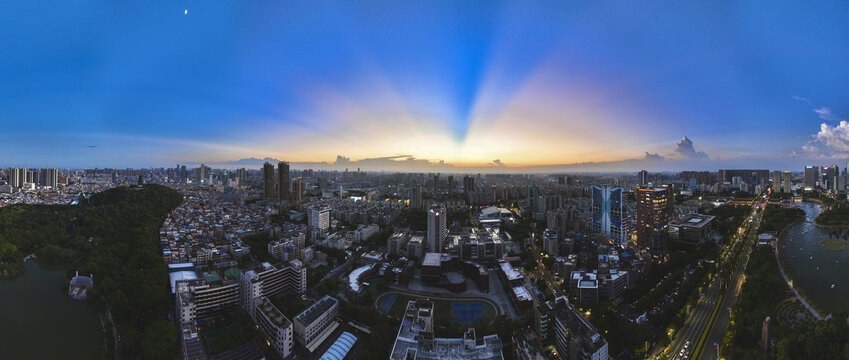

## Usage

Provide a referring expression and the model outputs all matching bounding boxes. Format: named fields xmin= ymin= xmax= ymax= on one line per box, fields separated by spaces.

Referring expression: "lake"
xmin=780 ymin=202 xmax=849 ymax=315
xmin=0 ymin=260 xmax=104 ymax=359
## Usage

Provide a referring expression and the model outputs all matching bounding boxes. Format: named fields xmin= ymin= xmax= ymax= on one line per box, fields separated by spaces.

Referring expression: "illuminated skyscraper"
xmin=636 ymin=185 xmax=672 ymax=256
xmin=591 ymin=185 xmax=626 ymax=246
xmin=804 ymin=166 xmax=816 ymax=191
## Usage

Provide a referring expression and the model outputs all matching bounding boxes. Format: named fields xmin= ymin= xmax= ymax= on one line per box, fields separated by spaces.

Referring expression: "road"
xmin=528 ymin=226 xmax=565 ymax=299
xmin=657 ymin=198 xmax=764 ymax=360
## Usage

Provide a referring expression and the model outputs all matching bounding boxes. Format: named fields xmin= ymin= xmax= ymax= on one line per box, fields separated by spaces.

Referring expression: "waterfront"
xmin=0 ymin=260 xmax=103 ymax=359
xmin=779 ymin=202 xmax=849 ymax=315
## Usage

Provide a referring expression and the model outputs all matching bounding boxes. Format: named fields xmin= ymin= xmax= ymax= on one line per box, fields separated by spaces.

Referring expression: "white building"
xmin=427 ymin=206 xmax=447 ymax=253
xmin=309 ymin=206 xmax=331 ymax=236
xmin=255 ymin=297 xmax=294 ymax=359
xmin=294 ymin=295 xmax=340 ymax=352
xmin=241 ymin=260 xmax=307 ymax=319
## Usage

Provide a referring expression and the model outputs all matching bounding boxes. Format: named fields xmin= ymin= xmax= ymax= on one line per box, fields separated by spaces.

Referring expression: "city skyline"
xmin=3 ymin=1 xmax=849 ymax=170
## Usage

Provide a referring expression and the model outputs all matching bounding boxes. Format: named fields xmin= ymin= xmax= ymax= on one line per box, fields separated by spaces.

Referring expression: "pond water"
xmin=0 ymin=260 xmax=104 ymax=359
xmin=780 ymin=202 xmax=849 ymax=315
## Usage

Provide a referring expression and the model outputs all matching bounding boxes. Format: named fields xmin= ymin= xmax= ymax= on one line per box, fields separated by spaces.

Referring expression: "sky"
xmin=2 ymin=1 xmax=849 ymax=171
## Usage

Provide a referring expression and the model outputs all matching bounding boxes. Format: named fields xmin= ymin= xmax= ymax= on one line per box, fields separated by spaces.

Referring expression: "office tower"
xmin=410 ymin=184 xmax=423 ymax=209
xmin=448 ymin=175 xmax=454 ymax=196
xmin=804 ymin=166 xmax=817 ymax=191
xmin=783 ymin=171 xmax=792 ymax=193
xmin=773 ymin=170 xmax=782 ymax=192
xmin=591 ymin=185 xmax=627 ymax=246
xmin=181 ymin=165 xmax=188 ymax=183
xmin=278 ymin=162 xmax=290 ymax=203
xmin=309 ymin=206 xmax=330 ymax=235
xmin=832 ymin=165 xmax=840 ymax=192
xmin=263 ymin=162 xmax=276 ymax=201
xmin=427 ymin=206 xmax=447 ymax=253
xmin=557 ymin=176 xmax=566 ymax=186
xmin=290 ymin=179 xmax=303 ymax=206
xmin=638 ymin=170 xmax=648 ymax=187
xmin=636 ymin=185 xmax=672 ymax=256
xmin=433 ymin=174 xmax=439 ymax=196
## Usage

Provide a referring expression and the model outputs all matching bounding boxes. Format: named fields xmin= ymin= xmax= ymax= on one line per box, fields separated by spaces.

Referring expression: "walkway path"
xmin=774 ymin=236 xmax=824 ymax=321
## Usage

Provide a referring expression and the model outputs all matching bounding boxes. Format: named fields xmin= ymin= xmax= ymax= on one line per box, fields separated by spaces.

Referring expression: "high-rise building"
xmin=433 ymin=174 xmax=439 ymax=196
xmin=783 ymin=171 xmax=792 ymax=193
xmin=7 ymin=168 xmax=23 ymax=188
xmin=290 ymin=179 xmax=303 ymax=206
xmin=410 ymin=184 xmax=423 ymax=209
xmin=591 ymin=185 xmax=626 ymax=246
xmin=638 ymin=170 xmax=648 ymax=187
xmin=39 ymin=168 xmax=58 ymax=187
xmin=448 ymin=175 xmax=455 ymax=196
xmin=636 ymin=185 xmax=672 ymax=256
xmin=236 ymin=168 xmax=246 ymax=187
xmin=804 ymin=166 xmax=817 ymax=191
xmin=195 ymin=164 xmax=209 ymax=183
xmin=527 ymin=184 xmax=540 ymax=213
xmin=427 ymin=206 xmax=447 ymax=253
xmin=463 ymin=175 xmax=475 ymax=199
xmin=309 ymin=206 xmax=331 ymax=236
xmin=263 ymin=162 xmax=276 ymax=201
xmin=278 ymin=162 xmax=290 ymax=204
xmin=181 ymin=165 xmax=188 ymax=183
xmin=773 ymin=170 xmax=782 ymax=192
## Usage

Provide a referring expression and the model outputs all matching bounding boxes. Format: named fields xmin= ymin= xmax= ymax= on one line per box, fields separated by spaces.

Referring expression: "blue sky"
xmin=1 ymin=1 xmax=848 ymax=170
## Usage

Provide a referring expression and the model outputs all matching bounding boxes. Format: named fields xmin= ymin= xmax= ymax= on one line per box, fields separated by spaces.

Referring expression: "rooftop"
xmin=499 ymin=261 xmax=522 ymax=282
xmin=257 ymin=297 xmax=291 ymax=328
xmin=670 ymin=213 xmax=716 ymax=229
xmin=295 ymin=295 xmax=339 ymax=328
xmin=319 ymin=332 xmax=357 ymax=360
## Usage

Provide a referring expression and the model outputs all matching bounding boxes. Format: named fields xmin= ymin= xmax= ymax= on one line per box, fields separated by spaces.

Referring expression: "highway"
xmin=657 ymin=197 xmax=764 ymax=360
xmin=701 ymin=199 xmax=765 ymax=360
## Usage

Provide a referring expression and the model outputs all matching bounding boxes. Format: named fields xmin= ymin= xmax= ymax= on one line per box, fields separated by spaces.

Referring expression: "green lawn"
xmin=819 ymin=239 xmax=849 ymax=251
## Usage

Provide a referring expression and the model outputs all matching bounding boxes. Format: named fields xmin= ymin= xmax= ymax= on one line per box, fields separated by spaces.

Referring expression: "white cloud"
xmin=672 ymin=136 xmax=709 ymax=159
xmin=643 ymin=152 xmax=664 ymax=161
xmin=800 ymin=121 xmax=849 ymax=159
xmin=814 ymin=107 xmax=845 ymax=122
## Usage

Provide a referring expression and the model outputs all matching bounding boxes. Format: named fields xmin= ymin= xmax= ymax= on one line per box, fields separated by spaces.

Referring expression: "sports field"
xmin=374 ymin=291 xmax=498 ymax=324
